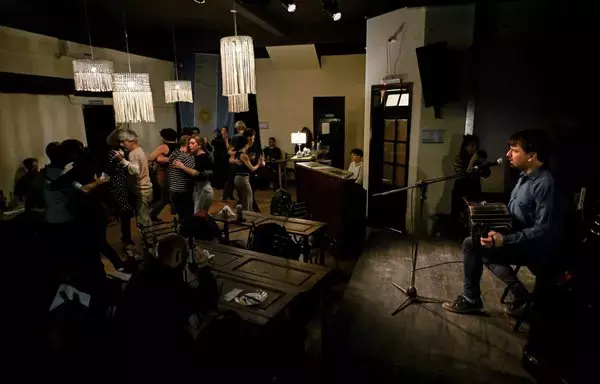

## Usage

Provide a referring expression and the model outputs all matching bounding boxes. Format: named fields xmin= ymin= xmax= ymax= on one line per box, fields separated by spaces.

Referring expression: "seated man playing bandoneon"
xmin=443 ymin=130 xmax=564 ymax=315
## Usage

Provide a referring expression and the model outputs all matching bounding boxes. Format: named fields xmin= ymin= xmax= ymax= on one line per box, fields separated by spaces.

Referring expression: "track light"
xmin=282 ymin=1 xmax=296 ymax=13
xmin=322 ymin=0 xmax=342 ymax=21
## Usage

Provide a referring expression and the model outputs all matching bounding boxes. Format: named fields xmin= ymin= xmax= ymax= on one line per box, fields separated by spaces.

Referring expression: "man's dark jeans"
xmin=462 ymin=236 xmax=530 ymax=300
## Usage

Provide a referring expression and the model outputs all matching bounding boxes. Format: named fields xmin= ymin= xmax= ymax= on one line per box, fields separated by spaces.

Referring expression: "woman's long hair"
xmin=301 ymin=127 xmax=313 ymax=148
xmin=234 ymin=135 xmax=248 ymax=151
xmin=458 ymin=134 xmax=479 ymax=160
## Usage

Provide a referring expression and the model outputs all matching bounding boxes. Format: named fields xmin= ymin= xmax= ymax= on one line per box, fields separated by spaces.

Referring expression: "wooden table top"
xmin=195 ymin=241 xmax=331 ymax=325
xmin=212 ymin=211 xmax=326 ymax=237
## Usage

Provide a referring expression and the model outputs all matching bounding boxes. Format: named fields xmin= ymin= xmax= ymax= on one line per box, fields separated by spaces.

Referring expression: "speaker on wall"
xmin=416 ymin=41 xmax=456 ymax=118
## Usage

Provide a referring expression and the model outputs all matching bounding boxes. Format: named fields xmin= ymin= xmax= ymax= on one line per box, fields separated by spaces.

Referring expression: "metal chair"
xmin=247 ymin=222 xmax=301 ymax=260
xmin=137 ymin=219 xmax=179 ymax=259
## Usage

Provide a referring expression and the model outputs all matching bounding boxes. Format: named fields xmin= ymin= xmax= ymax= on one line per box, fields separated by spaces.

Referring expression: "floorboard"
xmin=330 ymin=230 xmax=534 ymax=383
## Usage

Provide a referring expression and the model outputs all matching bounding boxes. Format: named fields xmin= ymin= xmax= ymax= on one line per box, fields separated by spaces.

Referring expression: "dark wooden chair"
xmin=137 ymin=219 xmax=179 ymax=259
xmin=247 ymin=222 xmax=301 ymax=260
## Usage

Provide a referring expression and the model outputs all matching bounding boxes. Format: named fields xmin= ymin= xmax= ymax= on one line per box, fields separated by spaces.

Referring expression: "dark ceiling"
xmin=1 ymin=0 xmax=473 ymax=60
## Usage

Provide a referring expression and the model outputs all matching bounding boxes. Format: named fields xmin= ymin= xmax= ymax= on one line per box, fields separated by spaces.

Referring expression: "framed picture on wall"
xmin=259 ymin=122 xmax=269 ymax=130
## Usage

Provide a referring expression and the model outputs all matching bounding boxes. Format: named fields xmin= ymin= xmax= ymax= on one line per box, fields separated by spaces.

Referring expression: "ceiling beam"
xmin=235 ymin=1 xmax=286 ymax=37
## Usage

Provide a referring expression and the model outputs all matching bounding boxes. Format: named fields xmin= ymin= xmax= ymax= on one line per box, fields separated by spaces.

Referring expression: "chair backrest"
xmin=137 ymin=220 xmax=179 ymax=257
xmin=270 ymin=189 xmax=293 ymax=216
xmin=249 ymin=223 xmax=300 ymax=260
xmin=179 ymin=215 xmax=221 ymax=242
xmin=270 ymin=188 xmax=309 ymax=219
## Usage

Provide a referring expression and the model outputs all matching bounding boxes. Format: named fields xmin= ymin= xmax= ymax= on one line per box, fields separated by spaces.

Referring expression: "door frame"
xmin=367 ymin=83 xmax=413 ymax=230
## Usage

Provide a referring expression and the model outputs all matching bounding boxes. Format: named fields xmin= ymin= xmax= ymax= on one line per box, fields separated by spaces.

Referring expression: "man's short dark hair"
xmin=160 ymin=128 xmax=178 ymax=142
xmin=351 ymin=148 xmax=363 ymax=158
xmin=509 ymin=129 xmax=549 ymax=163
xmin=45 ymin=142 xmax=60 ymax=162
xmin=243 ymin=128 xmax=256 ymax=138
xmin=23 ymin=158 xmax=37 ymax=170
xmin=269 ymin=137 xmax=276 ymax=142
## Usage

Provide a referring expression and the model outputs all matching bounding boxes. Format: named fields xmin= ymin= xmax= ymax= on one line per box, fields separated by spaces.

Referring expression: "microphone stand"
xmin=374 ymin=171 xmax=478 ymax=315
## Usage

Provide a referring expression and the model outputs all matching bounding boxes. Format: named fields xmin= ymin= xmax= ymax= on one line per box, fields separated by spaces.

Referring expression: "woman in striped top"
xmin=168 ymin=135 xmax=195 ymax=221
xmin=173 ymin=135 xmax=214 ymax=214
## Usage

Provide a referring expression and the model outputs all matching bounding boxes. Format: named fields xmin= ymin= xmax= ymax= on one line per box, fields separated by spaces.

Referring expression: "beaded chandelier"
xmin=164 ymin=29 xmax=193 ymax=103
xmin=112 ymin=19 xmax=154 ymax=123
xmin=220 ymin=4 xmax=256 ymax=112
xmin=72 ymin=0 xmax=113 ymax=92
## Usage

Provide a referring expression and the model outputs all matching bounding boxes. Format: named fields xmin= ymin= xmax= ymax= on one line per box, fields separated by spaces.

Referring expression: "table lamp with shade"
xmin=291 ymin=132 xmax=307 ymax=156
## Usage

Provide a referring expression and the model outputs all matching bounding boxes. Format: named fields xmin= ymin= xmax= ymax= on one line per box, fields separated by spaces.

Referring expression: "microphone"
xmin=473 ymin=157 xmax=503 ymax=171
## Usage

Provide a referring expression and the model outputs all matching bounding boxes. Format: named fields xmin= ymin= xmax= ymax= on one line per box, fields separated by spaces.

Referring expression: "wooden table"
xmin=195 ymin=241 xmax=331 ymax=326
xmin=272 ymin=156 xmax=315 ymax=189
xmin=211 ymin=211 xmax=328 ymax=264
xmin=211 ymin=210 xmax=267 ymax=243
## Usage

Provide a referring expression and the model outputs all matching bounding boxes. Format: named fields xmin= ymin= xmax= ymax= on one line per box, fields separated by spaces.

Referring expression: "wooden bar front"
xmin=295 ymin=162 xmax=366 ymax=256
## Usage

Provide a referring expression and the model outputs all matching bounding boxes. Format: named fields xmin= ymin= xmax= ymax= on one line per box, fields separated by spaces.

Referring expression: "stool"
xmin=500 ymin=265 xmax=534 ymax=332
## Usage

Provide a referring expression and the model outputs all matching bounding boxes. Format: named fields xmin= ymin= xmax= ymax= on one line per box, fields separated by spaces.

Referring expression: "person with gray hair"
xmin=113 ymin=127 xmax=153 ymax=228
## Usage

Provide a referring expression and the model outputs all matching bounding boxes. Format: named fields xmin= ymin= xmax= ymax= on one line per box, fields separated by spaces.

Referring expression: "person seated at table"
xmin=263 ymin=137 xmax=282 ymax=163
xmin=14 ymin=157 xmax=44 ymax=213
xmin=115 ymin=234 xmax=217 ymax=370
xmin=179 ymin=211 xmax=222 ymax=243
xmin=348 ymin=148 xmax=364 ymax=185
xmin=262 ymin=137 xmax=282 ymax=189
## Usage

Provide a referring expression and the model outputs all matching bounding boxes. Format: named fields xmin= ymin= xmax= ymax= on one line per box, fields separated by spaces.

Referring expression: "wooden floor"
xmin=328 ymin=230 xmax=535 ymax=383
xmin=103 ymin=189 xmax=536 ymax=383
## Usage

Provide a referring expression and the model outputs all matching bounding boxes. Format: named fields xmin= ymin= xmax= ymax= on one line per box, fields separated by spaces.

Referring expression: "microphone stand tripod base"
xmin=391 ymin=282 xmax=444 ymax=316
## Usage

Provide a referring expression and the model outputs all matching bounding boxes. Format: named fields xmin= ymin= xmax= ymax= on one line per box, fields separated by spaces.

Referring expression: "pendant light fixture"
xmin=220 ymin=1 xmax=256 ymax=112
xmin=164 ymin=28 xmax=193 ymax=103
xmin=227 ymin=94 xmax=249 ymax=113
xmin=72 ymin=0 xmax=114 ymax=92
xmin=112 ymin=14 xmax=155 ymax=123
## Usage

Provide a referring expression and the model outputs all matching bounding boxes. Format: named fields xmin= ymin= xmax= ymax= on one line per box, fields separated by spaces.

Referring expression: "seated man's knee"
xmin=462 ymin=236 xmax=474 ymax=251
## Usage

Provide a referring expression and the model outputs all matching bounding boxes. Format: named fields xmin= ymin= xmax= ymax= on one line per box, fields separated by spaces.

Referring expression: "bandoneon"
xmin=466 ymin=201 xmax=512 ymax=246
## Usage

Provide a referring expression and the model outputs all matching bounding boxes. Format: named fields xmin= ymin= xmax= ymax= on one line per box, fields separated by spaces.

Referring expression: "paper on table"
xmin=321 ymin=122 xmax=330 ymax=135
xmin=217 ymin=205 xmax=235 ymax=218
xmin=107 ymin=270 xmax=132 ymax=281
xmin=49 ymin=284 xmax=91 ymax=311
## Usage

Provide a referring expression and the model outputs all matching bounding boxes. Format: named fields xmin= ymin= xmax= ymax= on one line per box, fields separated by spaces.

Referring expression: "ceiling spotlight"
xmin=193 ymin=0 xmax=206 ymax=4
xmin=282 ymin=1 xmax=296 ymax=13
xmin=322 ymin=0 xmax=342 ymax=21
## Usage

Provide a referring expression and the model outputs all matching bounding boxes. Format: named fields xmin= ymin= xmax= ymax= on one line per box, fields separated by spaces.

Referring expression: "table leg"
xmin=278 ymin=162 xmax=283 ymax=190
xmin=318 ymin=231 xmax=326 ymax=266
xmin=223 ymin=221 xmax=230 ymax=244
xmin=303 ymin=235 xmax=311 ymax=263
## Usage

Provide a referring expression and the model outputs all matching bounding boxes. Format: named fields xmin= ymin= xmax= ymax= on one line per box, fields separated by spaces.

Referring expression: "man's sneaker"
xmin=505 ymin=299 xmax=529 ymax=317
xmin=442 ymin=295 xmax=484 ymax=314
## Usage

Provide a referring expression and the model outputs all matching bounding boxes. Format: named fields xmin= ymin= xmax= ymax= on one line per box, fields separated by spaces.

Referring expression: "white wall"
xmin=364 ymin=8 xmax=426 ymax=225
xmin=364 ymin=5 xmax=475 ymax=230
xmin=418 ymin=5 xmax=475 ymax=229
xmin=0 ymin=94 xmax=87 ymax=194
xmin=0 ymin=26 xmax=177 ymax=193
xmin=255 ymin=54 xmax=365 ymax=165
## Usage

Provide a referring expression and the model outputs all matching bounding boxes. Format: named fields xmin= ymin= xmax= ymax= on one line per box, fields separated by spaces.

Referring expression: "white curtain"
xmin=0 ymin=93 xmax=86 ymax=194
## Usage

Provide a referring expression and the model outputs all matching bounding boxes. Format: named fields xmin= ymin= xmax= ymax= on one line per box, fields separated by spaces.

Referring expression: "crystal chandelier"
xmin=165 ymin=80 xmax=193 ymax=103
xmin=113 ymin=73 xmax=155 ymax=123
xmin=72 ymin=0 xmax=114 ymax=92
xmin=73 ymin=59 xmax=114 ymax=92
xmin=220 ymin=3 xmax=256 ymax=112
xmin=112 ymin=20 xmax=155 ymax=123
xmin=164 ymin=29 xmax=193 ymax=103
xmin=228 ymin=94 xmax=249 ymax=113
